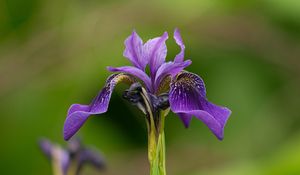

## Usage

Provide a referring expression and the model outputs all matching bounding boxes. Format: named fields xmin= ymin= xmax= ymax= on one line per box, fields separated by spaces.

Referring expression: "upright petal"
xmin=174 ymin=28 xmax=185 ymax=63
xmin=39 ymin=139 xmax=70 ymax=175
xmin=64 ymin=74 xmax=136 ymax=140
xmin=123 ymin=31 xmax=146 ymax=70
xmin=153 ymin=60 xmax=191 ymax=93
xmin=169 ymin=72 xmax=231 ymax=140
xmin=144 ymin=32 xmax=168 ymax=77
xmin=107 ymin=66 xmax=152 ymax=91
xmin=39 ymin=139 xmax=53 ymax=159
xmin=52 ymin=145 xmax=70 ymax=175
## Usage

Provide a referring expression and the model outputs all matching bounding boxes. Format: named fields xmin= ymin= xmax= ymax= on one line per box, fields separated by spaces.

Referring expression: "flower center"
xmin=123 ymin=83 xmax=170 ymax=114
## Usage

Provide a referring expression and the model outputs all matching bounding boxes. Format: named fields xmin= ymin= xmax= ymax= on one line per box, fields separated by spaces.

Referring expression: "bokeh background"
xmin=1 ymin=0 xmax=300 ymax=174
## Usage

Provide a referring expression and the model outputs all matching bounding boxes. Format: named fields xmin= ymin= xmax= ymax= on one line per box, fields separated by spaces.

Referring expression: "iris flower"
xmin=63 ymin=29 xmax=231 ymax=175
xmin=39 ymin=138 xmax=105 ymax=175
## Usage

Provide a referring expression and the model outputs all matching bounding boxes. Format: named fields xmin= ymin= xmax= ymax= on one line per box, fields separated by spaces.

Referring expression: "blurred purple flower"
xmin=64 ymin=29 xmax=231 ymax=141
xmin=39 ymin=138 xmax=105 ymax=175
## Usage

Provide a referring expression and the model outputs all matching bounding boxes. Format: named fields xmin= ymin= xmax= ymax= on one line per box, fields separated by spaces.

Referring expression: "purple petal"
xmin=123 ymin=31 xmax=147 ymax=70
xmin=144 ymin=32 xmax=168 ymax=77
xmin=174 ymin=28 xmax=185 ymax=63
xmin=177 ymin=113 xmax=193 ymax=128
xmin=39 ymin=139 xmax=70 ymax=174
xmin=61 ymin=151 xmax=70 ymax=175
xmin=169 ymin=72 xmax=231 ymax=140
xmin=175 ymin=108 xmax=230 ymax=140
xmin=39 ymin=138 xmax=53 ymax=159
xmin=67 ymin=138 xmax=82 ymax=154
xmin=52 ymin=145 xmax=70 ymax=175
xmin=64 ymin=74 xmax=136 ymax=140
xmin=78 ymin=148 xmax=105 ymax=170
xmin=154 ymin=60 xmax=191 ymax=92
xmin=107 ymin=66 xmax=152 ymax=92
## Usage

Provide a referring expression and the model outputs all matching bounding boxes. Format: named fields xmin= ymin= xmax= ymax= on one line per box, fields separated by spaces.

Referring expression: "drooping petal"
xmin=177 ymin=113 xmax=193 ymax=128
xmin=174 ymin=108 xmax=231 ymax=140
xmin=153 ymin=60 xmax=192 ymax=93
xmin=174 ymin=28 xmax=185 ymax=63
xmin=144 ymin=32 xmax=168 ymax=77
xmin=107 ymin=66 xmax=152 ymax=91
xmin=169 ymin=72 xmax=231 ymax=140
xmin=64 ymin=74 xmax=136 ymax=140
xmin=123 ymin=31 xmax=146 ymax=70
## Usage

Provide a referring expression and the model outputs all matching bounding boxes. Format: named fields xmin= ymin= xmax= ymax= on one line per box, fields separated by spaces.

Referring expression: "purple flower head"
xmin=39 ymin=138 xmax=105 ymax=175
xmin=39 ymin=139 xmax=70 ymax=175
xmin=64 ymin=29 xmax=231 ymax=141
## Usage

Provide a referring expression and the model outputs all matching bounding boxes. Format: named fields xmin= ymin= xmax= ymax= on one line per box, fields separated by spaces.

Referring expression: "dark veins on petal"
xmin=169 ymin=71 xmax=231 ymax=140
xmin=64 ymin=73 xmax=136 ymax=140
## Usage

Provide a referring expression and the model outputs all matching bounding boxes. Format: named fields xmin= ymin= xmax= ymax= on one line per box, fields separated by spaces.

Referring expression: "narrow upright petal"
xmin=123 ymin=31 xmax=146 ymax=70
xmin=144 ymin=32 xmax=168 ymax=77
xmin=153 ymin=60 xmax=192 ymax=93
xmin=174 ymin=28 xmax=185 ymax=63
xmin=39 ymin=139 xmax=70 ymax=175
xmin=64 ymin=74 xmax=136 ymax=140
xmin=52 ymin=145 xmax=70 ymax=175
xmin=169 ymin=72 xmax=231 ymax=140
xmin=107 ymin=66 xmax=152 ymax=91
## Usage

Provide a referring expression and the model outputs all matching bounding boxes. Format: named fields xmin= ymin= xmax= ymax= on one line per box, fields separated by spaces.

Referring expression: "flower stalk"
xmin=52 ymin=158 xmax=63 ymax=175
xmin=148 ymin=116 xmax=166 ymax=175
xmin=139 ymin=86 xmax=169 ymax=175
xmin=66 ymin=160 xmax=78 ymax=175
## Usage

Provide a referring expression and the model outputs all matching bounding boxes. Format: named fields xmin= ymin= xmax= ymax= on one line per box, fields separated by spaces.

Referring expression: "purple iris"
xmin=64 ymin=29 xmax=231 ymax=141
xmin=39 ymin=138 xmax=105 ymax=175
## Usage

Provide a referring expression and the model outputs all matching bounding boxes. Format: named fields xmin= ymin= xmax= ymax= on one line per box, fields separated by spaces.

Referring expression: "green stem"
xmin=52 ymin=159 xmax=63 ymax=175
xmin=66 ymin=161 xmax=78 ymax=175
xmin=139 ymin=87 xmax=168 ymax=175
xmin=148 ymin=112 xmax=167 ymax=175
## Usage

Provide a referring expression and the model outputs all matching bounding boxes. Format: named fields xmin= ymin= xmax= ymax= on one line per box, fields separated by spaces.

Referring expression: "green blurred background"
xmin=1 ymin=0 xmax=300 ymax=174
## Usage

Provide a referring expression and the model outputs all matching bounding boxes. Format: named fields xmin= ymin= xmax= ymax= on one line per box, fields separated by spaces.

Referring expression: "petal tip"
xmin=177 ymin=113 xmax=193 ymax=128
xmin=107 ymin=66 xmax=118 ymax=72
xmin=63 ymin=123 xmax=79 ymax=141
xmin=185 ymin=60 xmax=192 ymax=65
xmin=163 ymin=31 xmax=169 ymax=38
xmin=130 ymin=29 xmax=138 ymax=37
xmin=107 ymin=66 xmax=113 ymax=71
xmin=39 ymin=138 xmax=53 ymax=157
xmin=222 ymin=107 xmax=232 ymax=124
xmin=63 ymin=134 xmax=71 ymax=141
xmin=217 ymin=134 xmax=224 ymax=141
xmin=216 ymin=107 xmax=231 ymax=141
xmin=174 ymin=28 xmax=180 ymax=35
xmin=63 ymin=112 xmax=89 ymax=141
xmin=63 ymin=123 xmax=73 ymax=141
xmin=183 ymin=123 xmax=190 ymax=128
